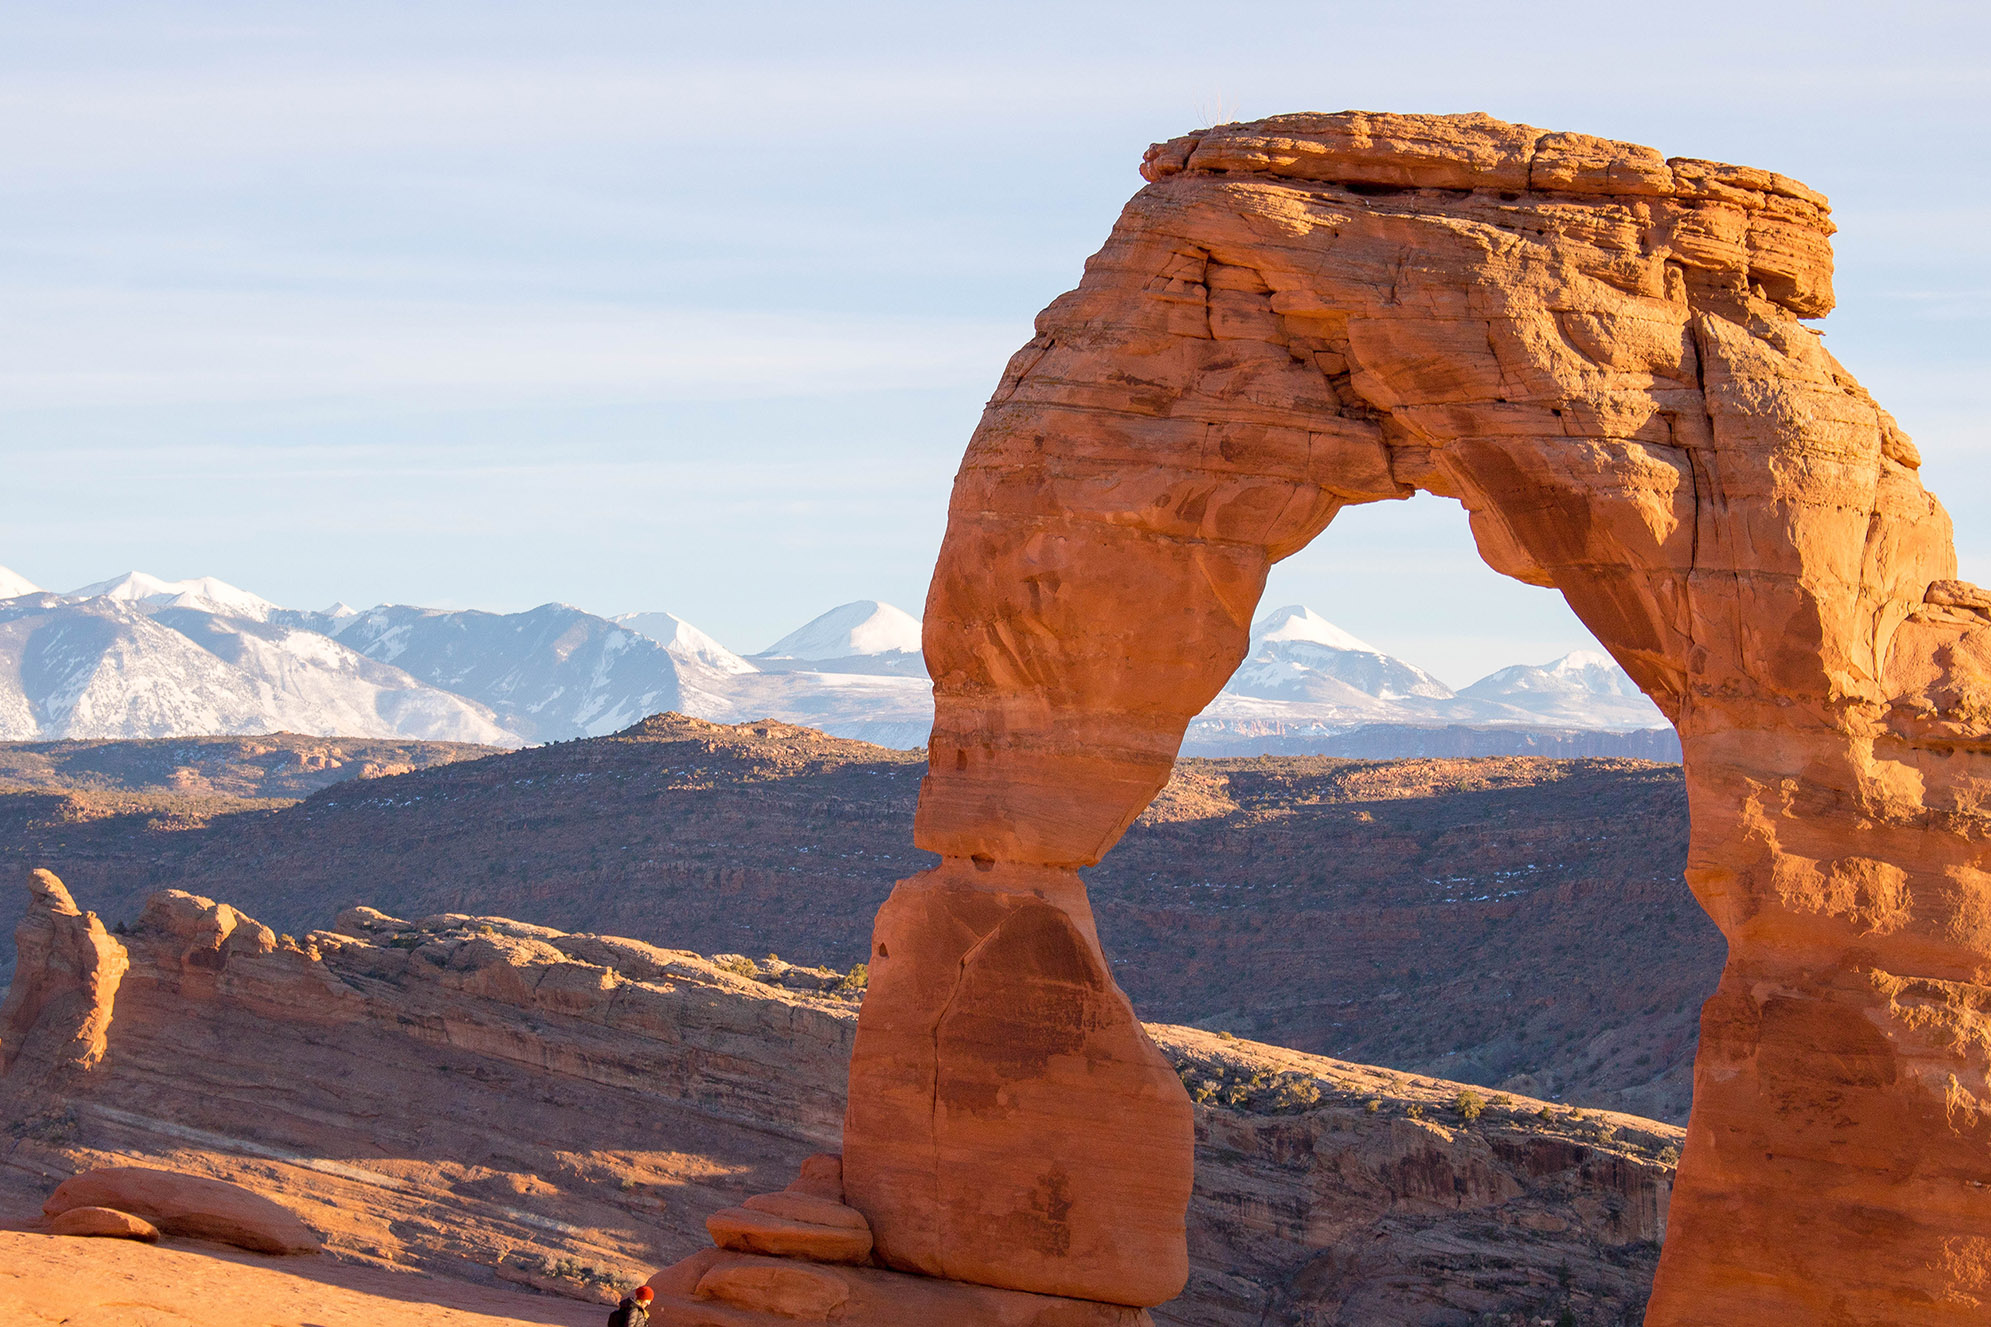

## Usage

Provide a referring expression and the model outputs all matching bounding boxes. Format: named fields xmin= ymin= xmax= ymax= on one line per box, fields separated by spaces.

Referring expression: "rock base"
xmin=648 ymin=1249 xmax=1152 ymax=1326
xmin=651 ymin=1152 xmax=1153 ymax=1325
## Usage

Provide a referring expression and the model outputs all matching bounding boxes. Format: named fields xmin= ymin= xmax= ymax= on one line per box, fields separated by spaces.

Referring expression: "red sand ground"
xmin=0 ymin=1229 xmax=603 ymax=1327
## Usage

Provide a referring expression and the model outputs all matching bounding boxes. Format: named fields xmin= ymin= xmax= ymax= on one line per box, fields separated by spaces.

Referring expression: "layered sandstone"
xmin=871 ymin=108 xmax=1989 ymax=1324
xmin=0 ymin=884 xmax=1674 ymax=1324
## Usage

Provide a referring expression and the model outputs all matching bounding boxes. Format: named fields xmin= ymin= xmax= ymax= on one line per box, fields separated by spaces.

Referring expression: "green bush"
xmin=1454 ymin=1089 xmax=1485 ymax=1122
xmin=836 ymin=962 xmax=869 ymax=994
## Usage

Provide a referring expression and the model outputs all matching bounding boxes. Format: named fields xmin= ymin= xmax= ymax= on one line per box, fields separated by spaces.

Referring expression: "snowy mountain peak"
xmin=1251 ymin=604 xmax=1380 ymax=655
xmin=1548 ymin=649 xmax=1618 ymax=675
xmin=1463 ymin=650 xmax=1644 ymax=699
xmin=1229 ymin=605 xmax=1454 ymax=704
xmin=759 ymin=601 xmax=922 ymax=661
xmin=70 ymin=572 xmax=280 ymax=622
xmin=0 ymin=565 xmax=39 ymax=599
xmin=614 ymin=612 xmax=757 ymax=677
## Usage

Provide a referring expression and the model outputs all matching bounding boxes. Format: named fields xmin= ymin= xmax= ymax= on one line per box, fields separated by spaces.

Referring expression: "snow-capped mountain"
xmin=0 ymin=566 xmax=39 ymax=600
xmin=752 ymin=601 xmax=926 ymax=677
xmin=616 ymin=604 xmax=932 ymax=745
xmin=71 ymin=572 xmax=280 ymax=622
xmin=1227 ymin=605 xmax=1455 ymax=705
xmin=315 ymin=603 xmax=711 ymax=744
xmin=614 ymin=612 xmax=756 ymax=676
xmin=0 ymin=569 xmax=1673 ymax=757
xmin=1459 ymin=649 xmax=1664 ymax=729
xmin=0 ymin=594 xmax=512 ymax=744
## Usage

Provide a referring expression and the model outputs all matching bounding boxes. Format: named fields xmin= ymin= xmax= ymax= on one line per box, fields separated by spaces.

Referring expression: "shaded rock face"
xmin=851 ymin=109 xmax=1991 ymax=1323
xmin=0 ymin=870 xmax=127 ymax=1077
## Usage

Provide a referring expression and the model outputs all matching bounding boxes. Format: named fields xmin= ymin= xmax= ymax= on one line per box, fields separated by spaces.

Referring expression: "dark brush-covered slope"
xmin=0 ymin=716 xmax=1712 ymax=1119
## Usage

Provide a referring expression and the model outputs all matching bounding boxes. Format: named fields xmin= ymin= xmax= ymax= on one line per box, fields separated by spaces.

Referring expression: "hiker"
xmin=607 ymin=1284 xmax=654 ymax=1326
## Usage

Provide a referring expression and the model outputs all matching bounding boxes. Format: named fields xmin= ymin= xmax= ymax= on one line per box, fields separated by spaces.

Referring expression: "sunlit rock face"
xmin=839 ymin=110 xmax=1991 ymax=1324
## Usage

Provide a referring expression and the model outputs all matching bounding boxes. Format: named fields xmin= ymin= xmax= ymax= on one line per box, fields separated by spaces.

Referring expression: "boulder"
xmin=46 ymin=1205 xmax=159 ymax=1241
xmin=45 ymin=1166 xmax=321 ymax=1255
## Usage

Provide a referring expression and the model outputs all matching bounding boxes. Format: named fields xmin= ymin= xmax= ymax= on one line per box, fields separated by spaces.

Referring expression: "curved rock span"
xmin=823 ymin=111 xmax=1991 ymax=1325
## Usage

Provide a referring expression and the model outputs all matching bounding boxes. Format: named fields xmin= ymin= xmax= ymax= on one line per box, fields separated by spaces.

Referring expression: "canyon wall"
xmin=865 ymin=110 xmax=1991 ymax=1324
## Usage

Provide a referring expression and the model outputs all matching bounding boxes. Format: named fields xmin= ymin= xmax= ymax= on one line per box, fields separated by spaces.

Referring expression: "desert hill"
xmin=0 ymin=732 xmax=499 ymax=799
xmin=0 ymin=716 xmax=1711 ymax=1121
xmin=0 ymin=881 xmax=1678 ymax=1326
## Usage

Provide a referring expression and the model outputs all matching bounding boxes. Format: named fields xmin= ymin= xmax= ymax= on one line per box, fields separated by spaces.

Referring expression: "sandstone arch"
xmin=842 ymin=113 xmax=1991 ymax=1325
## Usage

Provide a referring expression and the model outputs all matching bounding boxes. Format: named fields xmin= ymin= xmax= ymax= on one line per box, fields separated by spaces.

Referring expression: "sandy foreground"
xmin=0 ymin=1230 xmax=604 ymax=1327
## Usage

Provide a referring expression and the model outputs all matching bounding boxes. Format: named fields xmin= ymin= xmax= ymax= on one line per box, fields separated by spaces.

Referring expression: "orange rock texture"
xmin=839 ymin=111 xmax=1991 ymax=1323
xmin=0 ymin=869 xmax=126 ymax=1078
xmin=651 ymin=1154 xmax=1154 ymax=1326
xmin=43 ymin=1204 xmax=159 ymax=1241
xmin=45 ymin=1165 xmax=323 ymax=1255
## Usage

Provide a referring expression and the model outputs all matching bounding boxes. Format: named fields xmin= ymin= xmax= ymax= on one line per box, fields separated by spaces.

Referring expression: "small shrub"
xmin=1365 ymin=1098 xmax=1382 ymax=1114
xmin=835 ymin=962 xmax=869 ymax=994
xmin=1270 ymin=1074 xmax=1321 ymax=1110
xmin=1216 ymin=1030 xmax=1237 ymax=1041
xmin=1454 ymin=1089 xmax=1485 ymax=1122
xmin=1656 ymin=1144 xmax=1680 ymax=1165
xmin=1490 ymin=1094 xmax=1512 ymax=1109
xmin=1405 ymin=1103 xmax=1425 ymax=1120
xmin=715 ymin=954 xmax=759 ymax=978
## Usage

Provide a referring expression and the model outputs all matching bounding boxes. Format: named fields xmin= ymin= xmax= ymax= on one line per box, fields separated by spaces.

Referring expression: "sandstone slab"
xmin=648 ymin=1251 xmax=1153 ymax=1327
xmin=45 ymin=1166 xmax=321 ymax=1255
xmin=706 ymin=1203 xmax=873 ymax=1263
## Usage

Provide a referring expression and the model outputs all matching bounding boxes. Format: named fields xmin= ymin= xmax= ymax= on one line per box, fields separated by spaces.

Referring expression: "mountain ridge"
xmin=0 ymin=571 xmax=1674 ymax=755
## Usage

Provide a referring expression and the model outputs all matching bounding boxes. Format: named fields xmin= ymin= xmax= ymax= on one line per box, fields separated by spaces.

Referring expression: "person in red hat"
xmin=607 ymin=1283 xmax=654 ymax=1326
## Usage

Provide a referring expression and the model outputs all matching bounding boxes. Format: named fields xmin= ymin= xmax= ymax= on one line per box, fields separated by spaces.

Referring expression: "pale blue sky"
xmin=2 ymin=1 xmax=1984 ymax=686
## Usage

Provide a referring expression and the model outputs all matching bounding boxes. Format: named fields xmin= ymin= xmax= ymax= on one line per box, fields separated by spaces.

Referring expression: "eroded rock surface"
xmin=855 ymin=109 xmax=1991 ymax=1323
xmin=0 ymin=870 xmax=127 ymax=1077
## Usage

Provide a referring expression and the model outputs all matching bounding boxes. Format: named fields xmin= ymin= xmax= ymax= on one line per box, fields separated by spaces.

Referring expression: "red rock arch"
xmin=843 ymin=113 xmax=1991 ymax=1325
